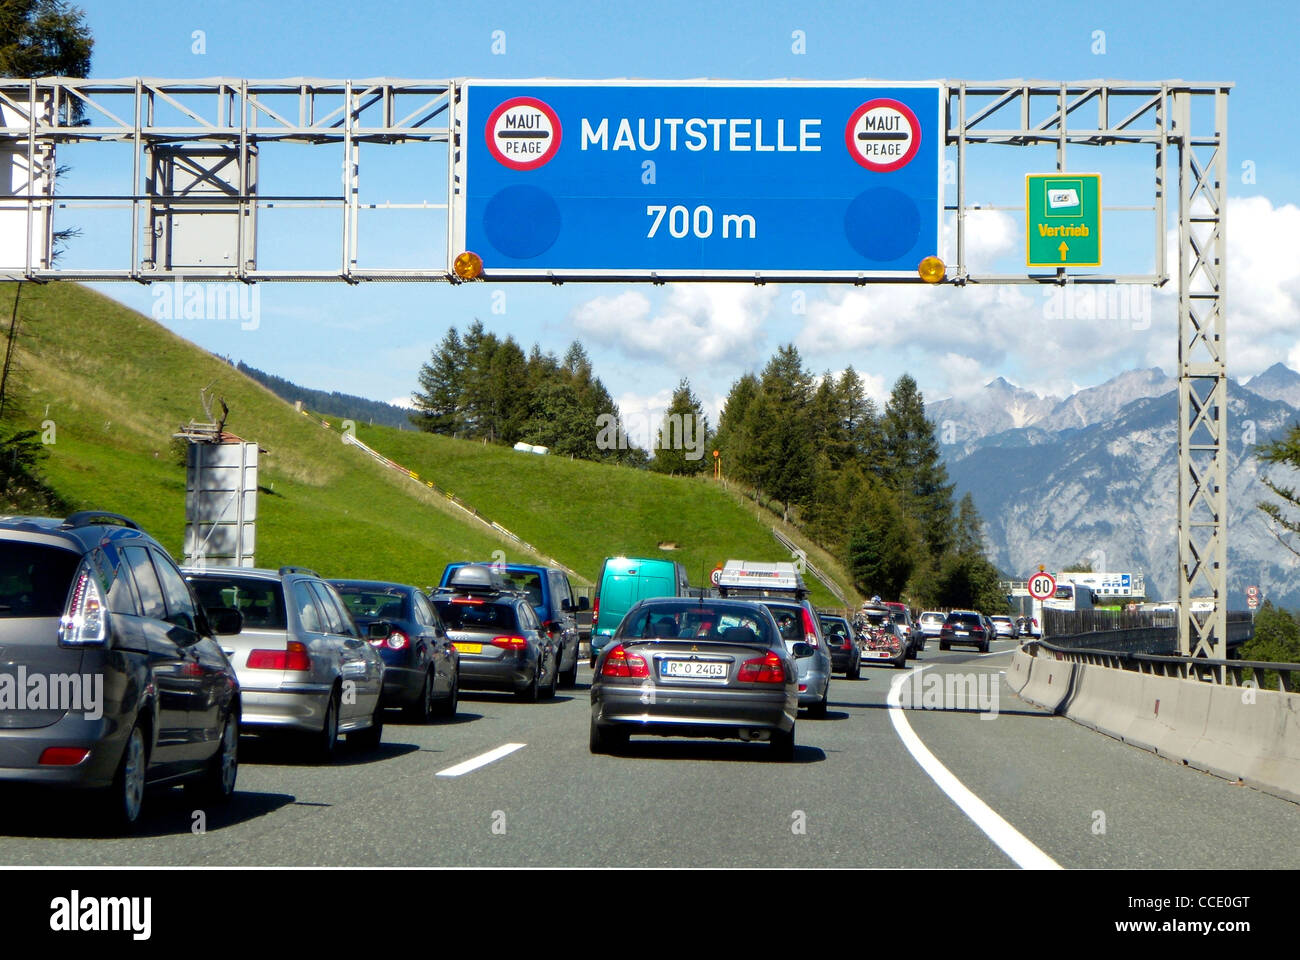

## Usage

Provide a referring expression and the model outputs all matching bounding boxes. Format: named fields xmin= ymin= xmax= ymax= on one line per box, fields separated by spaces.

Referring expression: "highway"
xmin=2 ymin=639 xmax=1296 ymax=868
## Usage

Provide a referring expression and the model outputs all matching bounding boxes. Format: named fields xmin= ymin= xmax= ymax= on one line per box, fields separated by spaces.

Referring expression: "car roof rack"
xmin=62 ymin=511 xmax=141 ymax=531
xmin=278 ymin=565 xmax=321 ymax=578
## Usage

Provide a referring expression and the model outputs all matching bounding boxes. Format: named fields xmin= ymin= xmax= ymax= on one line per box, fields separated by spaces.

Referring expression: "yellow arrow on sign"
xmin=1058 ymin=241 xmax=1069 ymax=261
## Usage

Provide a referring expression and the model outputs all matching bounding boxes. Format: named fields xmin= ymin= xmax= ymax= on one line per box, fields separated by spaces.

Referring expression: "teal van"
xmin=589 ymin=557 xmax=691 ymax=663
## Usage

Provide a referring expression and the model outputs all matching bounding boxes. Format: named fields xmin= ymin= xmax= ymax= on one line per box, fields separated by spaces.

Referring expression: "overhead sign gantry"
xmin=0 ymin=76 xmax=1233 ymax=674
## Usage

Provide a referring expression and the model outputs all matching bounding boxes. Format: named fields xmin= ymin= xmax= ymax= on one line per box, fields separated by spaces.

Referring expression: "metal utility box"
xmin=184 ymin=440 xmax=259 ymax=567
xmin=147 ymin=146 xmax=257 ymax=272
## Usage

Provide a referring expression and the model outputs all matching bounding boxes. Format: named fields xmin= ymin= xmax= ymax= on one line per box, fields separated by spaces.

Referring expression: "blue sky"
xmin=71 ymin=0 xmax=1300 ymax=443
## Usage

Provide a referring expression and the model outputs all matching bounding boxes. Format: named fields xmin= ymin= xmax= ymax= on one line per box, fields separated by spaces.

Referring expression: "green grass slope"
xmin=350 ymin=422 xmax=855 ymax=606
xmin=2 ymin=282 xmax=511 ymax=586
xmin=2 ymin=282 xmax=854 ymax=606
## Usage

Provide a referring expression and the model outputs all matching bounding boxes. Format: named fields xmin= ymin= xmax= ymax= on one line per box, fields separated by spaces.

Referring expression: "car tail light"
xmin=600 ymin=644 xmax=649 ymax=678
xmin=591 ymin=594 xmax=600 ymax=626
xmin=39 ymin=747 xmax=90 ymax=766
xmin=798 ymin=684 xmax=807 ymax=692
xmin=542 ymin=619 xmax=559 ymax=636
xmin=491 ymin=635 xmax=529 ymax=651
xmin=59 ymin=566 xmax=108 ymax=646
xmin=800 ymin=608 xmax=819 ymax=645
xmin=248 ymin=641 xmax=311 ymax=671
xmin=738 ymin=652 xmax=785 ymax=684
xmin=385 ymin=630 xmax=409 ymax=650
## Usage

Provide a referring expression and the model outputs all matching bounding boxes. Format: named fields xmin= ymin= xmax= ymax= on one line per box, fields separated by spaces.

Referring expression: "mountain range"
xmin=931 ymin=363 xmax=1300 ymax=609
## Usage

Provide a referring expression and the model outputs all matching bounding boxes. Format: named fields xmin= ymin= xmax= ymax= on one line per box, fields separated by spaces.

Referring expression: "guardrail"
xmin=1027 ymin=637 xmax=1298 ymax=693
xmin=769 ymin=527 xmax=849 ymax=605
xmin=1041 ymin=614 xmax=1254 ymax=655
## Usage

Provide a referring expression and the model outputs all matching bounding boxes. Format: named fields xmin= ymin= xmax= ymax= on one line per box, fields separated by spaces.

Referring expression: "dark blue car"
xmin=330 ymin=580 xmax=459 ymax=722
xmin=438 ymin=563 xmax=585 ymax=687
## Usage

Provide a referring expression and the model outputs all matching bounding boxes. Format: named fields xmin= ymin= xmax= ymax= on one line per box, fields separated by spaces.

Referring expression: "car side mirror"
xmin=212 ymin=607 xmax=243 ymax=636
xmin=578 ymin=596 xmax=590 ymax=611
xmin=791 ymin=642 xmax=815 ymax=659
xmin=561 ymin=598 xmax=573 ymax=612
xmin=367 ymin=620 xmax=391 ymax=641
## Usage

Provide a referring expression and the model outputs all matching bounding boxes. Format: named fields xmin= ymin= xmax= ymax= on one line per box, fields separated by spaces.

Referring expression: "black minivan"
xmin=0 ymin=512 xmax=242 ymax=828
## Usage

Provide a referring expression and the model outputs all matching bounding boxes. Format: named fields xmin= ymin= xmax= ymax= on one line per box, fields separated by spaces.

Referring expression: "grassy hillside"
xmin=2 ymin=282 xmax=854 ymax=606
xmin=347 ymin=423 xmax=854 ymax=605
xmin=2 ymin=282 xmax=512 ymax=586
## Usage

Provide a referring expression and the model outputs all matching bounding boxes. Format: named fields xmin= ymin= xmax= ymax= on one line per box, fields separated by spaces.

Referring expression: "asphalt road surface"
xmin=2 ymin=639 xmax=1297 ymax=868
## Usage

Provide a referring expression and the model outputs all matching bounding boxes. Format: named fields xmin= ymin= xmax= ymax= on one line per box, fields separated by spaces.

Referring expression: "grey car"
xmin=430 ymin=564 xmax=559 ymax=701
xmin=0 ymin=512 xmax=241 ymax=828
xmin=589 ymin=597 xmax=799 ymax=760
xmin=186 ymin=566 xmax=385 ymax=759
xmin=758 ymin=599 xmax=832 ymax=717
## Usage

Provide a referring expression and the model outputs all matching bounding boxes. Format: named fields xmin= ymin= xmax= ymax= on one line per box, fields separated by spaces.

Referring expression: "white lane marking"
xmin=887 ymin=668 xmax=1062 ymax=870
xmin=436 ymin=742 xmax=526 ymax=777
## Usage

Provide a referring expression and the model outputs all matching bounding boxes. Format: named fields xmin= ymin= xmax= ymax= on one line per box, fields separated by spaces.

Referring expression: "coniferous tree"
xmin=409 ymin=326 xmax=465 ymax=434
xmin=880 ymin=373 xmax=956 ymax=559
xmin=651 ymin=378 xmax=711 ymax=475
xmin=714 ymin=372 xmax=760 ymax=482
xmin=743 ymin=345 xmax=814 ymax=520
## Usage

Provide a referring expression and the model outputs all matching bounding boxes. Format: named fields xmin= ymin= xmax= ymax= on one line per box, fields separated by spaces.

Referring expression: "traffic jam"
xmin=0 ymin=511 xmax=1015 ymax=830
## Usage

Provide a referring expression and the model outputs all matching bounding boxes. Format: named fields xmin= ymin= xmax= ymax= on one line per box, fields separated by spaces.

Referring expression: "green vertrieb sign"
xmin=1026 ymin=173 xmax=1101 ymax=267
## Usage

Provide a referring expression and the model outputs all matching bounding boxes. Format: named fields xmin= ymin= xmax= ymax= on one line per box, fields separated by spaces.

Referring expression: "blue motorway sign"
xmin=456 ymin=81 xmax=943 ymax=279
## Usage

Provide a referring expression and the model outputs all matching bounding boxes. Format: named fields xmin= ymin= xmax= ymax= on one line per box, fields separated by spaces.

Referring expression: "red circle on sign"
xmin=1028 ymin=573 xmax=1057 ymax=601
xmin=845 ymin=98 xmax=921 ymax=173
xmin=485 ymin=96 xmax=562 ymax=171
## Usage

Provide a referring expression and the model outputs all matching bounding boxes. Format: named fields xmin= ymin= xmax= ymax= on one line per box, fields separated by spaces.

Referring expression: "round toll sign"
xmin=485 ymin=96 xmax=562 ymax=171
xmin=845 ymin=98 xmax=921 ymax=172
xmin=1028 ymin=572 xmax=1057 ymax=601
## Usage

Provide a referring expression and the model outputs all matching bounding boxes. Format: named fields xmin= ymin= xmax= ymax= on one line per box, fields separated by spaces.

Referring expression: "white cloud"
xmin=614 ymin=388 xmax=674 ymax=451
xmin=571 ymin=283 xmax=777 ymax=367
xmin=799 ymin=195 xmax=1300 ymax=392
xmin=935 ymin=353 xmax=988 ymax=398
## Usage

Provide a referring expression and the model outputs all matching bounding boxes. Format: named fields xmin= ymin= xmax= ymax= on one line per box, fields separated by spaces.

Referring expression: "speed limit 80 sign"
xmin=1028 ymin=572 xmax=1057 ymax=601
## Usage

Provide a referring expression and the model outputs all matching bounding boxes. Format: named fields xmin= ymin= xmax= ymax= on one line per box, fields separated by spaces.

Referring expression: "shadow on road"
xmin=0 ymin=787 xmax=296 ymax=839
xmin=237 ymin=736 xmax=421 ymax=766
xmin=609 ymin=739 xmax=826 ymax=765
xmin=386 ymin=710 xmax=486 ymax=727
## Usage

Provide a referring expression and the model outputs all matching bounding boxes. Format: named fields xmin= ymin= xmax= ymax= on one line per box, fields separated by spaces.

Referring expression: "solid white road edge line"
xmin=887 ymin=668 xmax=1062 ymax=870
xmin=436 ymin=742 xmax=527 ymax=777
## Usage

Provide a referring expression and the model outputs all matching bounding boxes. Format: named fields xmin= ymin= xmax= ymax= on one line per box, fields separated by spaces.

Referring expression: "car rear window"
xmin=334 ymin=585 xmax=410 ymax=622
xmin=620 ymin=603 xmax=775 ymax=646
xmin=758 ymin=603 xmax=815 ymax=642
xmin=948 ymin=613 xmax=982 ymax=626
xmin=501 ymin=571 xmax=545 ymax=609
xmin=0 ymin=541 xmax=80 ymax=618
xmin=189 ymin=576 xmax=288 ymax=630
xmin=433 ymin=599 xmax=519 ymax=631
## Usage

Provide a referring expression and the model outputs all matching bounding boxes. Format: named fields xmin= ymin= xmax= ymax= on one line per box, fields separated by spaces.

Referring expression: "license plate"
xmin=864 ymin=650 xmax=892 ymax=659
xmin=453 ymin=642 xmax=482 ymax=654
xmin=660 ymin=659 xmax=727 ymax=679
xmin=954 ymin=630 xmax=968 ymax=636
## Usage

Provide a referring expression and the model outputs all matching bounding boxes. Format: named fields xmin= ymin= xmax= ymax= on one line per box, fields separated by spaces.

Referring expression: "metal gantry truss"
xmin=946 ymin=81 xmax=1231 ymax=666
xmin=0 ymin=77 xmax=454 ymax=281
xmin=0 ymin=76 xmax=1232 ymax=666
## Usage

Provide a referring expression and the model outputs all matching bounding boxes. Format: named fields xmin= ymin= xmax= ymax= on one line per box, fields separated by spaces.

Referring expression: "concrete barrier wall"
xmin=1015 ymin=658 xmax=1300 ymax=805
xmin=1015 ymin=654 xmax=1076 ymax=714
xmin=1005 ymin=649 xmax=1032 ymax=694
